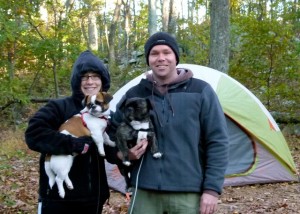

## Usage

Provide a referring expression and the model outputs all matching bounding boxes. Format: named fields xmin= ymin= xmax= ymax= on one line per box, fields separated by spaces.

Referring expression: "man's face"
xmin=148 ymin=45 xmax=177 ymax=81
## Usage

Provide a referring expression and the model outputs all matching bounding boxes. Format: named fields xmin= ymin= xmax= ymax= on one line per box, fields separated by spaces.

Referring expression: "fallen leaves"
xmin=0 ymin=134 xmax=299 ymax=214
xmin=218 ymin=183 xmax=300 ymax=214
xmin=0 ymin=153 xmax=39 ymax=214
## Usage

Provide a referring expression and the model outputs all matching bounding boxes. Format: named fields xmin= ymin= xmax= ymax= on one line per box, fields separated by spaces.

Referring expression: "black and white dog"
xmin=115 ymin=97 xmax=162 ymax=191
xmin=44 ymin=92 xmax=115 ymax=198
xmin=116 ymin=97 xmax=162 ymax=166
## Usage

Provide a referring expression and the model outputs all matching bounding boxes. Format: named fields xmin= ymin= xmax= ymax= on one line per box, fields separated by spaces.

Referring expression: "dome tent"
xmin=106 ymin=64 xmax=298 ymax=194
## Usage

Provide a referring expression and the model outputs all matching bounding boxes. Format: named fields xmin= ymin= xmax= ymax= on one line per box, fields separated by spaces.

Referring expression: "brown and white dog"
xmin=44 ymin=92 xmax=115 ymax=198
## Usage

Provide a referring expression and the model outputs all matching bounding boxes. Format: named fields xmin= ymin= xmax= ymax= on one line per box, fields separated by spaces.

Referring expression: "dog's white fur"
xmin=122 ymin=120 xmax=162 ymax=166
xmin=79 ymin=111 xmax=115 ymax=156
xmin=44 ymin=93 xmax=115 ymax=198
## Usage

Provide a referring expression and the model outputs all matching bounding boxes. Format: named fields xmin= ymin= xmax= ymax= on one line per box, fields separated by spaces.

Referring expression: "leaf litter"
xmin=0 ymin=135 xmax=299 ymax=214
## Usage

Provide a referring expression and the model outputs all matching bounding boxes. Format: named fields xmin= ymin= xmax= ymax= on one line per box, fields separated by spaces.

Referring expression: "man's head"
xmin=144 ymin=32 xmax=179 ymax=66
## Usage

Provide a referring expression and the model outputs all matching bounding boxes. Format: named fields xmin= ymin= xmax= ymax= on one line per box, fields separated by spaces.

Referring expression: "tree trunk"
xmin=208 ymin=0 xmax=230 ymax=74
xmin=148 ymin=0 xmax=157 ymax=35
xmin=162 ymin=0 xmax=170 ymax=31
xmin=65 ymin=0 xmax=75 ymax=14
xmin=123 ymin=0 xmax=131 ymax=66
xmin=168 ymin=0 xmax=178 ymax=34
xmin=108 ymin=0 xmax=122 ymax=66
xmin=88 ymin=11 xmax=98 ymax=51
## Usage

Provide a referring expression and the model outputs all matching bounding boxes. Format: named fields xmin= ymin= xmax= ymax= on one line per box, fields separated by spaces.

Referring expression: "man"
xmin=111 ymin=32 xmax=229 ymax=214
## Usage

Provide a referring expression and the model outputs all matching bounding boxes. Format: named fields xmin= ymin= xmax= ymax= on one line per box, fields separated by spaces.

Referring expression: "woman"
xmin=25 ymin=50 xmax=119 ymax=214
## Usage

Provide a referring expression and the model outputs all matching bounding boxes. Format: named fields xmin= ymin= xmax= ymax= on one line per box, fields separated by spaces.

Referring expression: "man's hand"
xmin=200 ymin=193 xmax=218 ymax=214
xmin=117 ymin=139 xmax=148 ymax=160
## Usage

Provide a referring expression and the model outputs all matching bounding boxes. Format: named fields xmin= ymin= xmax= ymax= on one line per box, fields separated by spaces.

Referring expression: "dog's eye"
xmin=125 ymin=107 xmax=134 ymax=114
xmin=95 ymin=101 xmax=102 ymax=105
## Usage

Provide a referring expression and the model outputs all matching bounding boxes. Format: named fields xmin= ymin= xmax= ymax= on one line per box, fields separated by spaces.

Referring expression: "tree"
xmin=88 ymin=11 xmax=98 ymax=51
xmin=168 ymin=0 xmax=179 ymax=34
xmin=123 ymin=0 xmax=132 ymax=65
xmin=108 ymin=0 xmax=122 ymax=66
xmin=208 ymin=0 xmax=230 ymax=73
xmin=0 ymin=0 xmax=299 ymax=128
xmin=162 ymin=0 xmax=170 ymax=31
xmin=161 ymin=0 xmax=179 ymax=34
xmin=148 ymin=0 xmax=157 ymax=35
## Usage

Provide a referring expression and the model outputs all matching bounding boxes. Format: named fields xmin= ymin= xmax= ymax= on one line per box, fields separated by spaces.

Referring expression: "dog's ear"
xmin=118 ymin=97 xmax=128 ymax=111
xmin=146 ymin=98 xmax=154 ymax=110
xmin=82 ymin=95 xmax=90 ymax=107
xmin=102 ymin=92 xmax=113 ymax=103
xmin=80 ymin=95 xmax=90 ymax=113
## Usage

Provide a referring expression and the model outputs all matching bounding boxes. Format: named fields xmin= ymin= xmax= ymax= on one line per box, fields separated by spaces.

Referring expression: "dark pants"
xmin=38 ymin=200 xmax=103 ymax=214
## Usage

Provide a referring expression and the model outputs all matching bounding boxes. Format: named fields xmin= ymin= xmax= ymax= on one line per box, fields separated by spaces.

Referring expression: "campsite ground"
xmin=103 ymin=134 xmax=300 ymax=214
xmin=0 ymin=131 xmax=299 ymax=214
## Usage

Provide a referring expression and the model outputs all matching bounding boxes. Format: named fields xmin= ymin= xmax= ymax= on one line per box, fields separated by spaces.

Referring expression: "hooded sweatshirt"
xmin=25 ymin=50 xmax=117 ymax=206
xmin=110 ymin=68 xmax=229 ymax=195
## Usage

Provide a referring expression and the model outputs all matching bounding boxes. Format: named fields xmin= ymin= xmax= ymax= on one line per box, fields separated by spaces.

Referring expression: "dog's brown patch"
xmin=59 ymin=116 xmax=91 ymax=137
xmin=45 ymin=154 xmax=51 ymax=162
xmin=96 ymin=92 xmax=113 ymax=112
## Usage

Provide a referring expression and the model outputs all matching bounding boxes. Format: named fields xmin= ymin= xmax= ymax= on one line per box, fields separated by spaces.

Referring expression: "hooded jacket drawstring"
xmin=151 ymin=80 xmax=163 ymax=127
xmin=165 ymin=91 xmax=175 ymax=117
xmin=148 ymin=69 xmax=193 ymax=127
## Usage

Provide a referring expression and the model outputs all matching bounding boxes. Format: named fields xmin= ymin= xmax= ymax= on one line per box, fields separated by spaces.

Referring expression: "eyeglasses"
xmin=81 ymin=75 xmax=101 ymax=82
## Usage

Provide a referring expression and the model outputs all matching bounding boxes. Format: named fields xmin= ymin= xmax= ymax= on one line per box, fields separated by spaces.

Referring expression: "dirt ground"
xmin=0 ymin=135 xmax=299 ymax=214
xmin=103 ymin=135 xmax=300 ymax=214
xmin=103 ymin=182 xmax=300 ymax=214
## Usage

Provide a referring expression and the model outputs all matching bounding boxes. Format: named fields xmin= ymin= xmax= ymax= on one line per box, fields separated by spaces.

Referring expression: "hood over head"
xmin=70 ymin=50 xmax=110 ymax=100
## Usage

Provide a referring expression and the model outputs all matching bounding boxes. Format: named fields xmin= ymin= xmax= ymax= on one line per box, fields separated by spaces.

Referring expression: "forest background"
xmin=0 ymin=0 xmax=299 ymax=128
xmin=0 ymin=0 xmax=299 ymax=213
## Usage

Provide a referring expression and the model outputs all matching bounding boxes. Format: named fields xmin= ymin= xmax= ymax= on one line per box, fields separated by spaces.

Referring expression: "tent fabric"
xmin=225 ymin=117 xmax=256 ymax=175
xmin=106 ymin=64 xmax=298 ymax=194
xmin=105 ymin=161 xmax=126 ymax=194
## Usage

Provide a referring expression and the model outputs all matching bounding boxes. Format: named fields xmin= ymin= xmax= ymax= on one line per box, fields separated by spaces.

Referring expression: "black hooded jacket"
xmin=25 ymin=50 xmax=118 ymax=209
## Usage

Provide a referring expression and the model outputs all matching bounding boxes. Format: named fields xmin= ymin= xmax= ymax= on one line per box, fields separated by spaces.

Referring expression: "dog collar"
xmin=124 ymin=119 xmax=153 ymax=132
xmin=80 ymin=112 xmax=108 ymax=128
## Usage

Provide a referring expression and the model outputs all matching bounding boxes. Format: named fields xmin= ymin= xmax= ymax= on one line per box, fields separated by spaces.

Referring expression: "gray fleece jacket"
xmin=110 ymin=68 xmax=229 ymax=195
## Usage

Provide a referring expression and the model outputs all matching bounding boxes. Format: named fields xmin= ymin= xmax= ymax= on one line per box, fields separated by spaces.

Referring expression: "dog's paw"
xmin=99 ymin=152 xmax=106 ymax=157
xmin=105 ymin=140 xmax=116 ymax=147
xmin=97 ymin=148 xmax=106 ymax=156
xmin=48 ymin=179 xmax=55 ymax=189
xmin=123 ymin=161 xmax=131 ymax=166
xmin=65 ymin=176 xmax=74 ymax=190
xmin=153 ymin=152 xmax=163 ymax=159
xmin=66 ymin=183 xmax=74 ymax=190
xmin=59 ymin=191 xmax=65 ymax=199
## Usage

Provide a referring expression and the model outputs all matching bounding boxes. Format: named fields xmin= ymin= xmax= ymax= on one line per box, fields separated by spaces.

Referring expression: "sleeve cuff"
xmin=203 ymin=189 xmax=220 ymax=198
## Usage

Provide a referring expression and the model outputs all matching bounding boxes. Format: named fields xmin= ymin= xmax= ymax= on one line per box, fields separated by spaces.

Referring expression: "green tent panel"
xmin=216 ymin=75 xmax=296 ymax=175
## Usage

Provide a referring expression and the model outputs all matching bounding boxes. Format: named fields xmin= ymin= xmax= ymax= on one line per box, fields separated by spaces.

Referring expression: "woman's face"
xmin=80 ymin=72 xmax=102 ymax=96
